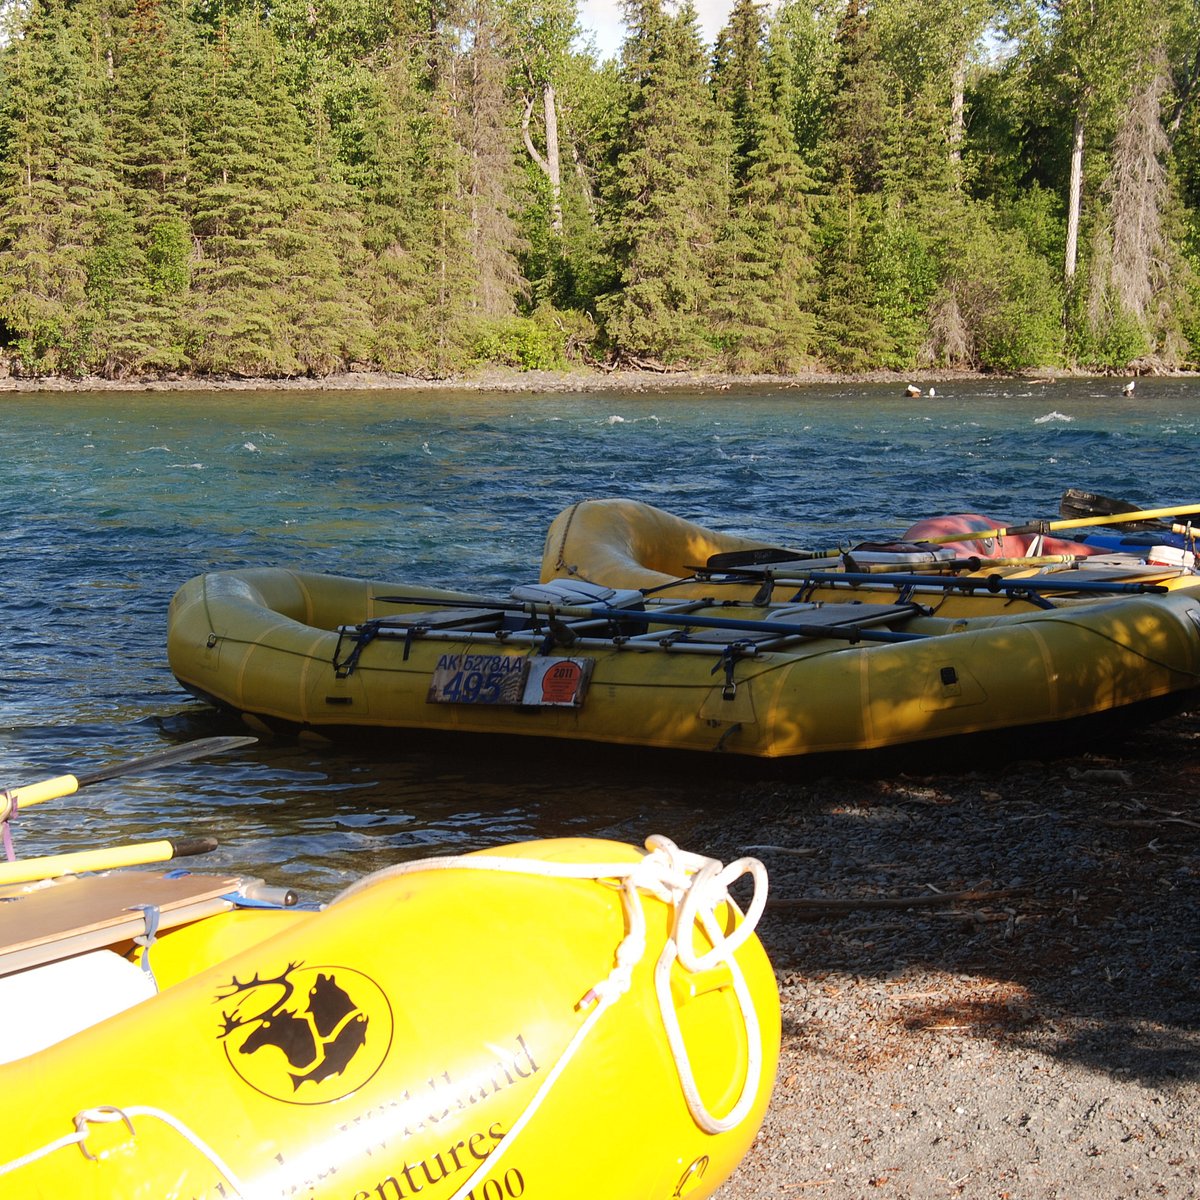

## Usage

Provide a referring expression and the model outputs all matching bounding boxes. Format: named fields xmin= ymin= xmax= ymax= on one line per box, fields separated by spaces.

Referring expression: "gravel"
xmin=697 ymin=706 xmax=1200 ymax=1199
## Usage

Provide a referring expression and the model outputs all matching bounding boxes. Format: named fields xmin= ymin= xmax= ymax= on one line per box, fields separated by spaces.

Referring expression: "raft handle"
xmin=73 ymin=1106 xmax=135 ymax=1161
xmin=1 ymin=1105 xmax=249 ymax=1192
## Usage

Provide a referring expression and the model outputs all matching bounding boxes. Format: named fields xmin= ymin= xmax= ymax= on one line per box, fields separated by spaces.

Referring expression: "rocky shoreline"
xmin=0 ymin=365 xmax=1116 ymax=395
xmin=703 ymin=707 xmax=1200 ymax=1198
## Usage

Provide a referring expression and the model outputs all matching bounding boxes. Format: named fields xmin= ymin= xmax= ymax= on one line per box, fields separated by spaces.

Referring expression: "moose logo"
xmin=216 ymin=960 xmax=393 ymax=1104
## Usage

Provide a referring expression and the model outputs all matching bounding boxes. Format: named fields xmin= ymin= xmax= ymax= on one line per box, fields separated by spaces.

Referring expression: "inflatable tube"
xmin=168 ymin=567 xmax=1200 ymax=757
xmin=540 ymin=500 xmax=1198 ymax=616
xmin=0 ymin=837 xmax=779 ymax=1199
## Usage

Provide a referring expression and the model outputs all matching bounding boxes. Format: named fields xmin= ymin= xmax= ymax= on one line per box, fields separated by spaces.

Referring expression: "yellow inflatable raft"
xmin=168 ymin=567 xmax=1200 ymax=758
xmin=541 ymin=498 xmax=1200 ymax=616
xmin=0 ymin=836 xmax=778 ymax=1199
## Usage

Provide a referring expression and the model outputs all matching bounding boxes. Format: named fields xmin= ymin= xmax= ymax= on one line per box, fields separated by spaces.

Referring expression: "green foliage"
xmin=813 ymin=190 xmax=938 ymax=371
xmin=0 ymin=0 xmax=1197 ymax=377
xmin=1067 ymin=284 xmax=1150 ymax=368
xmin=0 ymin=0 xmax=116 ymax=374
xmin=86 ymin=207 xmax=141 ymax=311
xmin=596 ymin=0 xmax=730 ymax=365
xmin=996 ymin=183 xmax=1065 ymax=267
xmin=147 ymin=217 xmax=191 ymax=297
xmin=925 ymin=200 xmax=1064 ymax=370
xmin=469 ymin=312 xmax=568 ymax=368
xmin=711 ymin=0 xmax=819 ymax=372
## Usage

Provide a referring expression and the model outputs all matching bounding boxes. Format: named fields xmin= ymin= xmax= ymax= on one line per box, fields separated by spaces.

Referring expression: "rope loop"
xmin=674 ymin=854 xmax=769 ymax=975
xmin=73 ymin=1107 xmax=136 ymax=1161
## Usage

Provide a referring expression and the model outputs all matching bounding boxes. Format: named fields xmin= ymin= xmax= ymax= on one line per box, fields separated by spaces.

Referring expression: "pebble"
xmin=696 ymin=709 xmax=1200 ymax=1198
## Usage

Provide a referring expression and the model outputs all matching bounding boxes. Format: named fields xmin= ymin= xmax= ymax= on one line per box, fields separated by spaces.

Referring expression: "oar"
xmin=705 ymin=546 xmax=838 ymax=570
xmin=794 ymin=570 xmax=1169 ymax=596
xmin=569 ymin=604 xmax=925 ymax=643
xmin=0 ymin=836 xmax=219 ymax=886
xmin=842 ymin=554 xmax=1087 ymax=574
xmin=1060 ymin=489 xmax=1200 ymax=530
xmin=909 ymin=502 xmax=1200 ymax=548
xmin=376 ymin=594 xmax=924 ymax=644
xmin=718 ymin=500 xmax=1200 ymax=566
xmin=3 ymin=735 xmax=258 ymax=813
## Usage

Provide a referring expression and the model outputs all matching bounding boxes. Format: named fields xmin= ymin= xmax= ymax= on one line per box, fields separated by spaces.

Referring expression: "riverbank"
xmin=0 ymin=365 xmax=1096 ymax=394
xmin=705 ymin=706 xmax=1200 ymax=1199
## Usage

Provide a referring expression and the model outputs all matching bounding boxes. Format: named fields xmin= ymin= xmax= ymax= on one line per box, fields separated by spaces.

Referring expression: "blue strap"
xmin=0 ymin=791 xmax=16 ymax=862
xmin=128 ymin=904 xmax=161 ymax=986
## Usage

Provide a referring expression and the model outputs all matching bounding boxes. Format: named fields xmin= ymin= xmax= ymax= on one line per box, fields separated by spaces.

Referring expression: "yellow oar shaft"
xmin=916 ymin=503 xmax=1200 ymax=547
xmin=0 ymin=837 xmax=216 ymax=885
xmin=765 ymin=506 xmax=1200 ymax=562
xmin=3 ymin=775 xmax=80 ymax=815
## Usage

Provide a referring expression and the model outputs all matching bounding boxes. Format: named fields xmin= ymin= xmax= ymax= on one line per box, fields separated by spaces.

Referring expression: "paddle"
xmin=794 ymin=570 xmax=1169 ymax=596
xmin=908 ymin=501 xmax=1200 ymax=548
xmin=2 ymin=735 xmax=258 ymax=814
xmin=570 ymin=603 xmax=925 ymax=643
xmin=1060 ymin=489 xmax=1200 ymax=531
xmin=715 ymin=500 xmax=1200 ymax=568
xmin=375 ymin=594 xmax=925 ymax=644
xmin=705 ymin=546 xmax=836 ymax=570
xmin=0 ymin=837 xmax=219 ymax=886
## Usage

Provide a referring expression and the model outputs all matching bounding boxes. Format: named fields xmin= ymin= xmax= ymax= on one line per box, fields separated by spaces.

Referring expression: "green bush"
xmin=469 ymin=316 xmax=567 ymax=370
xmin=924 ymin=201 xmax=1063 ymax=371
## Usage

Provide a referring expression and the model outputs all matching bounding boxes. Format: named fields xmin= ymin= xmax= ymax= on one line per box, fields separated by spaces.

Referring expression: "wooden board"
xmin=0 ymin=871 xmax=245 ymax=976
xmin=672 ymin=602 xmax=917 ymax=644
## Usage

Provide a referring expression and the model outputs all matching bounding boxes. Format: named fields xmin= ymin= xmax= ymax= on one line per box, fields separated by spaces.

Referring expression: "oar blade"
xmin=75 ymin=735 xmax=258 ymax=788
xmin=705 ymin=547 xmax=819 ymax=570
xmin=1059 ymin=489 xmax=1200 ymax=530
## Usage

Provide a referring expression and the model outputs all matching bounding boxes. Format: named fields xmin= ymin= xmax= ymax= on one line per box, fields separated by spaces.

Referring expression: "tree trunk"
xmin=543 ymin=83 xmax=562 ymax=235
xmin=522 ymin=85 xmax=563 ymax=236
xmin=1064 ymin=110 xmax=1085 ymax=282
xmin=1166 ymin=40 xmax=1200 ymax=142
xmin=949 ymin=56 xmax=965 ymax=172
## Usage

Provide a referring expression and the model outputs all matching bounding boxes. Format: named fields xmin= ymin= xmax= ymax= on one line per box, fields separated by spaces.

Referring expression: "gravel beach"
xmin=702 ymin=706 xmax=1200 ymax=1200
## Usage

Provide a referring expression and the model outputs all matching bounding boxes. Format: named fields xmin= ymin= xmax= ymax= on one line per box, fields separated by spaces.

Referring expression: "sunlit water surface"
xmin=3 ymin=379 xmax=1197 ymax=898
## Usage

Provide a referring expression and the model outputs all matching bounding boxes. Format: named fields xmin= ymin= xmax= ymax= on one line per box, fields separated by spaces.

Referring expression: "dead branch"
xmin=767 ymin=886 xmax=1027 ymax=915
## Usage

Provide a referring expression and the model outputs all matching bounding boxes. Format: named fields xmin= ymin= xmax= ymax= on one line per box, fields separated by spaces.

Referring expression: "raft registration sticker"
xmin=428 ymin=653 xmax=593 ymax=707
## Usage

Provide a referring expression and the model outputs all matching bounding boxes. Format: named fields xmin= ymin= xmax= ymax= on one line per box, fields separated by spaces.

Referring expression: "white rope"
xmin=2 ymin=838 xmax=769 ymax=1196
xmin=0 ymin=1104 xmax=251 ymax=1195
xmin=335 ymin=833 xmax=771 ymax=1186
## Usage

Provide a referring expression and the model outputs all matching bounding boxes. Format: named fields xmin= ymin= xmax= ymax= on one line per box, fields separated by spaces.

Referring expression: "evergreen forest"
xmin=1 ymin=0 xmax=1199 ymax=380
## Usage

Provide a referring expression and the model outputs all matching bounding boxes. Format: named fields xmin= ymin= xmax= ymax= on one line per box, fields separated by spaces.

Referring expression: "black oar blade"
xmin=168 ymin=836 xmax=220 ymax=858
xmin=705 ymin=546 xmax=816 ymax=570
xmin=1059 ymin=489 xmax=1200 ymax=530
xmin=76 ymin=735 xmax=258 ymax=788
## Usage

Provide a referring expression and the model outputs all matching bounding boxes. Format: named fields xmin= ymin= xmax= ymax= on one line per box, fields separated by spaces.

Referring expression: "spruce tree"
xmin=454 ymin=0 xmax=525 ymax=319
xmin=596 ymin=0 xmax=730 ymax=365
xmin=185 ymin=16 xmax=369 ymax=375
xmin=0 ymin=0 xmax=118 ymax=373
xmin=358 ymin=32 xmax=476 ymax=374
xmin=713 ymin=0 xmax=818 ymax=371
xmin=99 ymin=0 xmax=198 ymax=373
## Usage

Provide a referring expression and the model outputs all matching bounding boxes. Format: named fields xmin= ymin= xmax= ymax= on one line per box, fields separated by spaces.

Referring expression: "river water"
xmin=2 ymin=377 xmax=1197 ymax=899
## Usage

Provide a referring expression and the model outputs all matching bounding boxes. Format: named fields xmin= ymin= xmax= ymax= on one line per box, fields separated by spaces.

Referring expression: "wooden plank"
xmin=765 ymin=603 xmax=917 ymax=627
xmin=673 ymin=603 xmax=916 ymax=644
xmin=0 ymin=871 xmax=245 ymax=967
